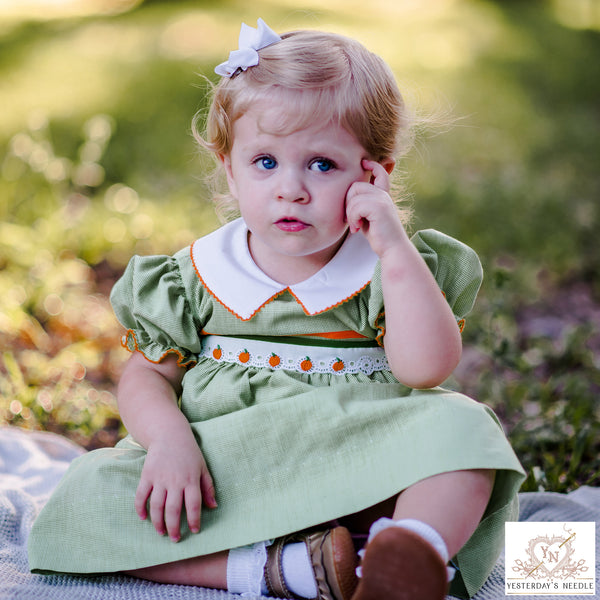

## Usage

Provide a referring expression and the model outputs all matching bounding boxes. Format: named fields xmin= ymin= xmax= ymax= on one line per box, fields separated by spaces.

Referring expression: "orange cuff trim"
xmin=121 ymin=329 xmax=197 ymax=369
xmin=373 ymin=311 xmax=386 ymax=347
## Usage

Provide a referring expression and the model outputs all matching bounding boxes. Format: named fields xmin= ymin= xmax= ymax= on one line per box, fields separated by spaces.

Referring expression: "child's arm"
xmin=346 ymin=160 xmax=462 ymax=389
xmin=117 ymin=352 xmax=217 ymax=542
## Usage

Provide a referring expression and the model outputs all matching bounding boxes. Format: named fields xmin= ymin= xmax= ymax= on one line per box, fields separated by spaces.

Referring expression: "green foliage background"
xmin=1 ymin=0 xmax=598 ymax=491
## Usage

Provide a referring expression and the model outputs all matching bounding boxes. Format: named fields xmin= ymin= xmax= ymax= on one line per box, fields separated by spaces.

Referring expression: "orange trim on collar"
xmin=190 ymin=243 xmax=372 ymax=321
xmin=286 ymin=281 xmax=370 ymax=317
xmin=190 ymin=245 xmax=287 ymax=321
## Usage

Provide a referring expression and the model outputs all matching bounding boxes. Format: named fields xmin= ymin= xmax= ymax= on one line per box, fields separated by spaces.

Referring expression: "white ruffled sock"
xmin=360 ymin=517 xmax=455 ymax=582
xmin=226 ymin=540 xmax=318 ymax=599
xmin=226 ymin=541 xmax=269 ymax=598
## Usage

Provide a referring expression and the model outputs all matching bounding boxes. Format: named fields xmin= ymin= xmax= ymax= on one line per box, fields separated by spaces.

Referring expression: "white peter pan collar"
xmin=190 ymin=218 xmax=378 ymax=320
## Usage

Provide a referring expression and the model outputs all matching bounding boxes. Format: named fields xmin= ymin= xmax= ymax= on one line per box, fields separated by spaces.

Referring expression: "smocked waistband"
xmin=200 ymin=335 xmax=389 ymax=376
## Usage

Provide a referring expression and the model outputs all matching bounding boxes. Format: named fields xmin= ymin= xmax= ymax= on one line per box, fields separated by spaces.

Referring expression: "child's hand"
xmin=347 ymin=161 xmax=463 ymax=388
xmin=135 ymin=434 xmax=217 ymax=542
xmin=345 ymin=159 xmax=408 ymax=258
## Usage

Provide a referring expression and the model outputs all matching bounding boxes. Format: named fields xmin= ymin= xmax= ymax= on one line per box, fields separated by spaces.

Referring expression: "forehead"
xmin=233 ymin=85 xmax=347 ymax=135
xmin=232 ymin=105 xmax=364 ymax=155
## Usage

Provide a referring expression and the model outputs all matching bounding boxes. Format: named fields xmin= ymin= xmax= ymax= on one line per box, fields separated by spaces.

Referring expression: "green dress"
xmin=28 ymin=219 xmax=525 ymax=599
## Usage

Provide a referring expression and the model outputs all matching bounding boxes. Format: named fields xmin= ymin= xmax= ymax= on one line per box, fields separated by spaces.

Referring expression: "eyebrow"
xmin=240 ymin=142 xmax=349 ymax=159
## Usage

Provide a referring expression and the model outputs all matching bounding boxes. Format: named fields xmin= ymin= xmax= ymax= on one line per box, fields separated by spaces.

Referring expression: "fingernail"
xmin=170 ymin=535 xmax=181 ymax=543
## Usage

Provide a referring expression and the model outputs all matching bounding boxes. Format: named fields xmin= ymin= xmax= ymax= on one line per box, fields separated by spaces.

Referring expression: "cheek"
xmin=329 ymin=193 xmax=351 ymax=225
xmin=237 ymin=195 xmax=258 ymax=221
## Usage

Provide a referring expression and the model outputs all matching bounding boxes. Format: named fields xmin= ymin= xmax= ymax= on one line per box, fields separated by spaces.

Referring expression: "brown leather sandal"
xmin=264 ymin=526 xmax=359 ymax=600
xmin=351 ymin=527 xmax=448 ymax=600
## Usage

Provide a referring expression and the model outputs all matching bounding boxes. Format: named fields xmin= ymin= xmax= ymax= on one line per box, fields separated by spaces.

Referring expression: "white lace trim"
xmin=200 ymin=335 xmax=389 ymax=376
xmin=226 ymin=540 xmax=270 ymax=597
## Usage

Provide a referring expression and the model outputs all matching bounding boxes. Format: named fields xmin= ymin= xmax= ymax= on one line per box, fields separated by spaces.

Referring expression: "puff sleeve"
xmin=110 ymin=253 xmax=201 ymax=367
xmin=410 ymin=229 xmax=483 ymax=322
xmin=367 ymin=229 xmax=483 ymax=339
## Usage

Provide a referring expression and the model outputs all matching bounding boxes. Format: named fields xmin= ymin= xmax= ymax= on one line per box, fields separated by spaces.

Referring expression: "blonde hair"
xmin=193 ymin=28 xmax=415 ymax=222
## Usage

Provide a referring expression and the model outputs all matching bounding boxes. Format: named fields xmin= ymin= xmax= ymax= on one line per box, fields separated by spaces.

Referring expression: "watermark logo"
xmin=505 ymin=522 xmax=596 ymax=595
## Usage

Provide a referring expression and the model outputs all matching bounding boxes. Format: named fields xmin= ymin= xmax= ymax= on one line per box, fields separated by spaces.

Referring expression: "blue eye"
xmin=310 ymin=158 xmax=336 ymax=173
xmin=256 ymin=156 xmax=277 ymax=170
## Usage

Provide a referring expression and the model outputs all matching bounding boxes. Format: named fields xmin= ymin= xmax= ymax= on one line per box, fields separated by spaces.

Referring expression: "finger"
xmin=345 ymin=185 xmax=376 ymax=234
xmin=184 ymin=484 xmax=203 ymax=534
xmin=134 ymin=479 xmax=152 ymax=521
xmin=362 ymin=159 xmax=390 ymax=192
xmin=201 ymin=470 xmax=218 ymax=509
xmin=353 ymin=218 xmax=368 ymax=235
xmin=149 ymin=487 xmax=167 ymax=536
xmin=164 ymin=489 xmax=184 ymax=542
xmin=346 ymin=210 xmax=368 ymax=235
xmin=344 ymin=182 xmax=367 ymax=233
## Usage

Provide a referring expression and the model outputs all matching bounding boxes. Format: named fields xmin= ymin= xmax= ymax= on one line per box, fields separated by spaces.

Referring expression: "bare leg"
xmin=340 ymin=469 xmax=495 ymax=558
xmin=350 ymin=470 xmax=496 ymax=600
xmin=124 ymin=550 xmax=228 ymax=589
xmin=392 ymin=469 xmax=495 ymax=557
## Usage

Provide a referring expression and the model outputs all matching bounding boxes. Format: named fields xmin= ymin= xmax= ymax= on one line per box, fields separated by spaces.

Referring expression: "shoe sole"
xmin=327 ymin=527 xmax=359 ymax=600
xmin=351 ymin=528 xmax=448 ymax=600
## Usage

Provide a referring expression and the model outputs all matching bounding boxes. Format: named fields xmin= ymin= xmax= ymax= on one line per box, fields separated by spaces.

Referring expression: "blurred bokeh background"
xmin=0 ymin=0 xmax=598 ymax=492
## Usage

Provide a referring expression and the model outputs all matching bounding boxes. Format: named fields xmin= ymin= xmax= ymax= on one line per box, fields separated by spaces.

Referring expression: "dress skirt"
xmin=29 ymin=361 xmax=524 ymax=598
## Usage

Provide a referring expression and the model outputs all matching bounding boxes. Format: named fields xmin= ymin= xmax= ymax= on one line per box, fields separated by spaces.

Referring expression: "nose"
xmin=276 ymin=168 xmax=309 ymax=203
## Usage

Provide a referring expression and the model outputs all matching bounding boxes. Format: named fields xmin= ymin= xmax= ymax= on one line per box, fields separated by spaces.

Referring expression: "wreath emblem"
xmin=511 ymin=524 xmax=589 ymax=580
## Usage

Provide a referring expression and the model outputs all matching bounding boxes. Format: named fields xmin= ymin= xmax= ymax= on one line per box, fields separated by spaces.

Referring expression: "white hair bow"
xmin=215 ymin=18 xmax=282 ymax=77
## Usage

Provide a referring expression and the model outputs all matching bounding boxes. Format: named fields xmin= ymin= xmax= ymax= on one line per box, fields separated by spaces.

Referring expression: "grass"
xmin=0 ymin=0 xmax=599 ymax=492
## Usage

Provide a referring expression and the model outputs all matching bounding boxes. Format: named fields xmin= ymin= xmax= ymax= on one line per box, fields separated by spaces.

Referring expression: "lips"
xmin=275 ymin=218 xmax=309 ymax=232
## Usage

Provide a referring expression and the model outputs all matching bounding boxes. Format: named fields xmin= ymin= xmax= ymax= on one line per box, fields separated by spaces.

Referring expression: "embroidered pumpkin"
xmin=300 ymin=357 xmax=312 ymax=372
xmin=332 ymin=358 xmax=345 ymax=372
xmin=238 ymin=349 xmax=250 ymax=363
xmin=212 ymin=346 xmax=222 ymax=360
xmin=268 ymin=353 xmax=281 ymax=367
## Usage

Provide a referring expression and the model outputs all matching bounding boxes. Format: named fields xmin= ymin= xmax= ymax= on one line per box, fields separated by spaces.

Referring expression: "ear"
xmin=381 ymin=157 xmax=395 ymax=174
xmin=218 ymin=153 xmax=238 ymax=198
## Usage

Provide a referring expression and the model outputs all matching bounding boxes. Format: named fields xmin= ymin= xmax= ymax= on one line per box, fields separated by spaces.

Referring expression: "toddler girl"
xmin=29 ymin=18 xmax=524 ymax=600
